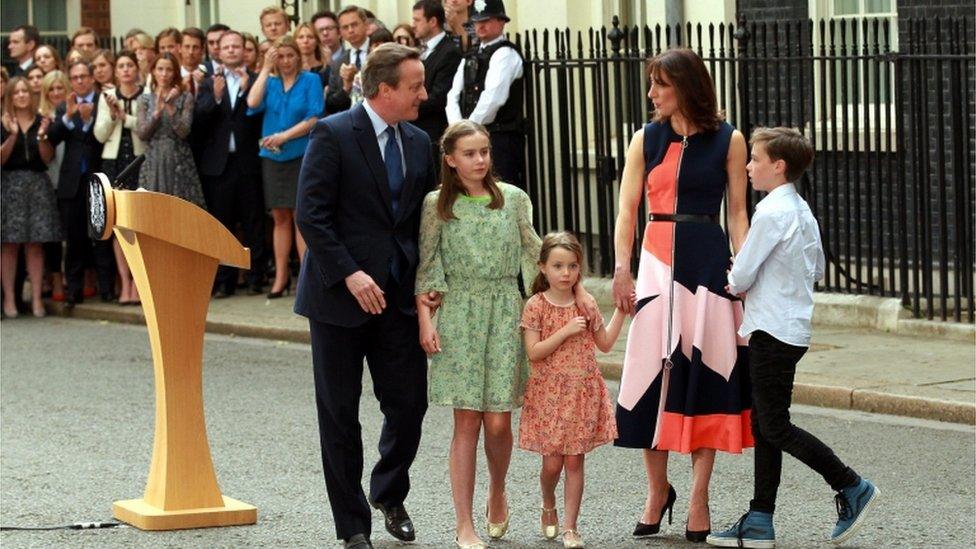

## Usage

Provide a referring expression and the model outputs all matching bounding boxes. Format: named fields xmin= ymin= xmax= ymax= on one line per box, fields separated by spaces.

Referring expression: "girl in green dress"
xmin=416 ymin=120 xmax=539 ymax=549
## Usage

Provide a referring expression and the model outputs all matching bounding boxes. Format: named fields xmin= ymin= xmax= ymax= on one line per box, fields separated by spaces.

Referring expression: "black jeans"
xmin=749 ymin=330 xmax=859 ymax=514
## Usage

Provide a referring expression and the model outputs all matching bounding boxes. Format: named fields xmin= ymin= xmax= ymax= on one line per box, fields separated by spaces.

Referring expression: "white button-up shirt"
xmin=446 ymin=34 xmax=523 ymax=125
xmin=421 ymin=30 xmax=446 ymax=61
xmin=727 ymin=183 xmax=825 ymax=347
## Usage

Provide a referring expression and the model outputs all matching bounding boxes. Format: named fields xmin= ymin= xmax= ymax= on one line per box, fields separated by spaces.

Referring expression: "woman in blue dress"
xmin=247 ymin=34 xmax=324 ymax=298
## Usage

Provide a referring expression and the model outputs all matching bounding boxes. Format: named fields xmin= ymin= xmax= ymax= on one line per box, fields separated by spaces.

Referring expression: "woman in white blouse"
xmin=94 ymin=50 xmax=144 ymax=305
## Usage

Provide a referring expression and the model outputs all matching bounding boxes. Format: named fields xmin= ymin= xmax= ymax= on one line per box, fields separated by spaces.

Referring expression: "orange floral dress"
xmin=518 ymin=293 xmax=618 ymax=456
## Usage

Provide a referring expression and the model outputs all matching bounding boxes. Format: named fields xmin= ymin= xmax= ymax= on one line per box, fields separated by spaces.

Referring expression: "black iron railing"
xmin=515 ymin=16 xmax=974 ymax=323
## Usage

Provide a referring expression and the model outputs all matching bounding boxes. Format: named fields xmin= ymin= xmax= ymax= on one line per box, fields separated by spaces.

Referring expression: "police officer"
xmin=445 ymin=0 xmax=525 ymax=189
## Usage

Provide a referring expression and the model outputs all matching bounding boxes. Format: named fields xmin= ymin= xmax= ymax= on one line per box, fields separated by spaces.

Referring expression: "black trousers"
xmin=749 ymin=330 xmax=860 ymax=514
xmin=308 ymin=281 xmax=428 ymax=540
xmin=202 ymin=153 xmax=267 ymax=292
xmin=92 ymin=237 xmax=117 ymax=296
xmin=489 ymin=131 xmax=525 ymax=190
xmin=57 ymin=185 xmax=93 ymax=301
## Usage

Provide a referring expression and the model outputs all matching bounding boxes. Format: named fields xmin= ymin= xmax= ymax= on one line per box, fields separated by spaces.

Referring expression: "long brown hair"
xmin=148 ymin=53 xmax=183 ymax=92
xmin=530 ymin=231 xmax=585 ymax=295
xmin=436 ymin=120 xmax=504 ymax=221
xmin=647 ymin=48 xmax=723 ymax=133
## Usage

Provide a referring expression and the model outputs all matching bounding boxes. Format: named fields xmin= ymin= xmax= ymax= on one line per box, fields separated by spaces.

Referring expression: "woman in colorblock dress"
xmin=611 ymin=48 xmax=752 ymax=542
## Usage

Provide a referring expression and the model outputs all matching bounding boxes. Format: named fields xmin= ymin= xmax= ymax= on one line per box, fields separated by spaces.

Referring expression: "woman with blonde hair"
xmin=1 ymin=77 xmax=62 ymax=318
xmin=293 ymin=22 xmax=328 ymax=86
xmin=38 ymin=70 xmax=70 ymax=302
xmin=246 ymin=34 xmax=323 ymax=298
xmin=131 ymin=32 xmax=156 ymax=84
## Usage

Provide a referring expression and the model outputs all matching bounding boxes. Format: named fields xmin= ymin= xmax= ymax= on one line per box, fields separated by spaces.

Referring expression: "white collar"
xmin=757 ymin=183 xmax=798 ymax=210
xmin=19 ymin=58 xmax=33 ymax=71
xmin=479 ymin=35 xmax=504 ymax=50
xmin=346 ymin=37 xmax=371 ymax=54
xmin=425 ymin=31 xmax=446 ymax=51
xmin=363 ymin=99 xmax=397 ymax=138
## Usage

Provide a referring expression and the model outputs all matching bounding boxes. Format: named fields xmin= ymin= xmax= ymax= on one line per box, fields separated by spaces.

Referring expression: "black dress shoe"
xmin=342 ymin=533 xmax=373 ymax=548
xmin=100 ymin=291 xmax=116 ymax=303
xmin=370 ymin=501 xmax=416 ymax=542
xmin=213 ymin=288 xmax=235 ymax=299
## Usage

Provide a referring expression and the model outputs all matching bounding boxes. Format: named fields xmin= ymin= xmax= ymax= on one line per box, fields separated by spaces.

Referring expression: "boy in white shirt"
xmin=707 ymin=128 xmax=879 ymax=548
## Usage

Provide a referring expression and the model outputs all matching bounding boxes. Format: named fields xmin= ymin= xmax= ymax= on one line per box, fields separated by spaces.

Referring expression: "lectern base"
xmin=113 ymin=496 xmax=257 ymax=530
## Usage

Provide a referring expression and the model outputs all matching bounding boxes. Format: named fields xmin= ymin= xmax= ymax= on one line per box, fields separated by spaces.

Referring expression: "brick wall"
xmin=81 ymin=0 xmax=112 ymax=38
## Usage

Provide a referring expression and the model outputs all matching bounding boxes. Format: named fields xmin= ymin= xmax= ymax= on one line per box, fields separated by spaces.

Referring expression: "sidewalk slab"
xmin=52 ymin=289 xmax=975 ymax=425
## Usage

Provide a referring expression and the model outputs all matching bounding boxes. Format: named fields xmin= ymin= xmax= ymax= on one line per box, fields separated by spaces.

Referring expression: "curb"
xmin=57 ymin=303 xmax=974 ymax=426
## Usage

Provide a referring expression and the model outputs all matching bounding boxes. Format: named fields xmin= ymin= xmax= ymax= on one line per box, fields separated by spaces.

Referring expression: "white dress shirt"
xmin=421 ymin=30 xmax=446 ymax=61
xmin=345 ymin=37 xmax=371 ymax=68
xmin=727 ymin=183 xmax=825 ymax=347
xmin=363 ymin=99 xmax=405 ymax=176
xmin=223 ymin=68 xmax=244 ymax=152
xmin=446 ymin=35 xmax=524 ymax=125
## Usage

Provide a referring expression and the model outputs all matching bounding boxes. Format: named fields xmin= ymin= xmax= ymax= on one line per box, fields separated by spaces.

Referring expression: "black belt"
xmin=648 ymin=213 xmax=720 ymax=223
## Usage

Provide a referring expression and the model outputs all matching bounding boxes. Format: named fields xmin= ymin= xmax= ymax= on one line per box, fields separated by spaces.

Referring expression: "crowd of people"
xmin=1 ymin=0 xmax=525 ymax=314
xmin=3 ymin=2 xmax=880 ymax=549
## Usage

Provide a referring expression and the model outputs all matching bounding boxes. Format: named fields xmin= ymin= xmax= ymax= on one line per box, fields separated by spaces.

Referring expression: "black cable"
xmin=1 ymin=521 xmax=123 ymax=531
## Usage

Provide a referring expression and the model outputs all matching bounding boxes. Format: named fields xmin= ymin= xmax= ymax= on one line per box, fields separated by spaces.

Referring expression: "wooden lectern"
xmin=89 ymin=174 xmax=257 ymax=530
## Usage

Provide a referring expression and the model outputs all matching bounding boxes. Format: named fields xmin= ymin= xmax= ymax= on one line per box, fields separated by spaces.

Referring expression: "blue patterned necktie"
xmin=384 ymin=126 xmax=404 ymax=281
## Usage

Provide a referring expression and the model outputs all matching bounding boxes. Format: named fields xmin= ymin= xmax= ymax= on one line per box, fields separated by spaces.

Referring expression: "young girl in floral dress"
xmin=519 ymin=231 xmax=628 ymax=548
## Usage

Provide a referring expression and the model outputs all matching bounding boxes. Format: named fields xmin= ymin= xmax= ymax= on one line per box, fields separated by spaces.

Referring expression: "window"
xmin=199 ymin=0 xmax=220 ymax=30
xmin=2 ymin=0 xmax=68 ymax=35
xmin=806 ymin=0 xmax=899 ymax=151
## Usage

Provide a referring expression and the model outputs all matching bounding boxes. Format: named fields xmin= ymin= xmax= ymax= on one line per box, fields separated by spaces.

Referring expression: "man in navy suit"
xmin=195 ymin=30 xmax=266 ymax=297
xmin=295 ymin=43 xmax=439 ymax=549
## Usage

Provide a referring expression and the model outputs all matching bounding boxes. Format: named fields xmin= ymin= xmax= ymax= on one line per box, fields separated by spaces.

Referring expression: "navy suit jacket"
xmin=194 ymin=70 xmax=262 ymax=177
xmin=294 ymin=103 xmax=436 ymax=327
xmin=47 ymin=101 xmax=103 ymax=200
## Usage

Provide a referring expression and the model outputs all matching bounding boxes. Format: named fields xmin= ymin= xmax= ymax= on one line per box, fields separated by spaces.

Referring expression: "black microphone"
xmin=113 ymin=154 xmax=145 ymax=188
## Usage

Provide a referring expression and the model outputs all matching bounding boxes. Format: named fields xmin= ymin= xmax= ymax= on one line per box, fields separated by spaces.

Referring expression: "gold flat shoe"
xmin=562 ymin=529 xmax=585 ymax=548
xmin=541 ymin=505 xmax=559 ymax=540
xmin=455 ymin=536 xmax=488 ymax=549
xmin=486 ymin=500 xmax=510 ymax=540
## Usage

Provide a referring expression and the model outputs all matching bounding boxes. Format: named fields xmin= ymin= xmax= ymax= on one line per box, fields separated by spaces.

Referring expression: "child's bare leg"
xmin=563 ymin=454 xmax=585 ymax=531
xmin=540 ymin=454 xmax=563 ymax=529
xmin=451 ymin=409 xmax=483 ymax=545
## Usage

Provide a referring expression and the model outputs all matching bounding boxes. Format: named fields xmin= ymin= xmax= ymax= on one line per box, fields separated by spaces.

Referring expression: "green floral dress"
xmin=416 ymin=183 xmax=542 ymax=412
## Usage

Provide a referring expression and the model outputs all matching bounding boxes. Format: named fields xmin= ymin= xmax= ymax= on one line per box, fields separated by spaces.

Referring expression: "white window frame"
xmin=806 ymin=0 xmax=899 ymax=152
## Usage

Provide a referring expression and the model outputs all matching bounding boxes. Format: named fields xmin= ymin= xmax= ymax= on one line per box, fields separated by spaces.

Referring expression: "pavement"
xmin=46 ymin=277 xmax=976 ymax=425
xmin=2 ymin=318 xmax=974 ymax=548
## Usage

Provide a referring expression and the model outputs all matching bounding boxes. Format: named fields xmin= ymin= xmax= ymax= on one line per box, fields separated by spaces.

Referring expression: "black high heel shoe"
xmin=633 ymin=484 xmax=677 ymax=537
xmin=685 ymin=504 xmax=711 ymax=542
xmin=267 ymin=278 xmax=291 ymax=299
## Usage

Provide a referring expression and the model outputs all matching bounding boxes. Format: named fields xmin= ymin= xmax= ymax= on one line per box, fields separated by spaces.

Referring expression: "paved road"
xmin=2 ymin=318 xmax=973 ymax=548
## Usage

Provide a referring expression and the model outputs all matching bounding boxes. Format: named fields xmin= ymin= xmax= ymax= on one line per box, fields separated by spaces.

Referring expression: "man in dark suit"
xmin=47 ymin=60 xmax=103 ymax=306
xmin=195 ymin=30 xmax=266 ymax=297
xmin=7 ymin=25 xmax=38 ymax=76
xmin=203 ymin=23 xmax=231 ymax=75
xmin=295 ymin=43 xmax=438 ymax=549
xmin=412 ymin=0 xmax=462 ymax=171
xmin=325 ymin=5 xmax=371 ymax=114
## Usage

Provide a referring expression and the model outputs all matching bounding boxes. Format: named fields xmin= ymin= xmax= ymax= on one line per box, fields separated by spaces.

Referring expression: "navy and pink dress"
xmin=614 ymin=120 xmax=753 ymax=453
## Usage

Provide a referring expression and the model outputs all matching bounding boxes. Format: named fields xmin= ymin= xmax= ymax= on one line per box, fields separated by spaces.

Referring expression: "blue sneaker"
xmin=706 ymin=511 xmax=775 ymax=548
xmin=831 ymin=478 xmax=880 ymax=544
